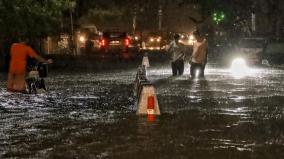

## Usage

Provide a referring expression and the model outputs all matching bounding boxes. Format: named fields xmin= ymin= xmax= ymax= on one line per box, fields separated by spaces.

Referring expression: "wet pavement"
xmin=0 ymin=63 xmax=284 ymax=159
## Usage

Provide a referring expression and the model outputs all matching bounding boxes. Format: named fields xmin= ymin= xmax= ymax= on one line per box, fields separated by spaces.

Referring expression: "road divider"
xmin=142 ymin=53 xmax=150 ymax=68
xmin=134 ymin=54 xmax=160 ymax=117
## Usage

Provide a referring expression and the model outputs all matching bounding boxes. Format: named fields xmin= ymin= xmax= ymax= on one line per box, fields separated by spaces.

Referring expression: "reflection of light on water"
xmin=212 ymin=139 xmax=254 ymax=152
xmin=69 ymin=96 xmax=99 ymax=99
xmin=196 ymin=70 xmax=200 ymax=77
xmin=217 ymin=107 xmax=252 ymax=117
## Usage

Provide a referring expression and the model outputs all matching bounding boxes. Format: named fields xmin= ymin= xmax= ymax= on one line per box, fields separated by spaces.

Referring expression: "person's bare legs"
xmin=7 ymin=73 xmax=26 ymax=92
xmin=7 ymin=72 xmax=15 ymax=91
xmin=13 ymin=73 xmax=26 ymax=92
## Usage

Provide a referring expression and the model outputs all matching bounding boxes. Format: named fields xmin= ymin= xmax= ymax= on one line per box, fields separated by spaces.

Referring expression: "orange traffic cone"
xmin=136 ymin=84 xmax=160 ymax=115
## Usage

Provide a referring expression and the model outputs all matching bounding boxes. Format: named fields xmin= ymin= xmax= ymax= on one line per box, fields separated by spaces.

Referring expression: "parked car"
xmin=262 ymin=42 xmax=284 ymax=65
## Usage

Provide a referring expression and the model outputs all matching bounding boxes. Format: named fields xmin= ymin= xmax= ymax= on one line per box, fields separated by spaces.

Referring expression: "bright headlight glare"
xmin=230 ymin=58 xmax=249 ymax=77
xmin=79 ymin=36 xmax=85 ymax=42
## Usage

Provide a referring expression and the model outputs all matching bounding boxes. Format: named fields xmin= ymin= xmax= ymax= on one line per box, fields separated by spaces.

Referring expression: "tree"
xmin=75 ymin=0 xmax=133 ymax=31
xmin=0 ymin=0 xmax=70 ymax=39
xmin=256 ymin=0 xmax=284 ymax=38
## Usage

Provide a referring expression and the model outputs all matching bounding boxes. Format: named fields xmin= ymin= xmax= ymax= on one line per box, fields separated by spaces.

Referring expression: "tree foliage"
xmin=0 ymin=0 xmax=70 ymax=38
xmin=75 ymin=0 xmax=133 ymax=30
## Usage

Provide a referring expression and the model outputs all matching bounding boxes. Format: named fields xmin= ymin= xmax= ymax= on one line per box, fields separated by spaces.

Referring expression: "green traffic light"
xmin=212 ymin=11 xmax=225 ymax=24
xmin=220 ymin=13 xmax=225 ymax=19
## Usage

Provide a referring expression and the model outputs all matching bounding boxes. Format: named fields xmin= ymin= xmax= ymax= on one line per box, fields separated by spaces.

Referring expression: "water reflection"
xmin=0 ymin=65 xmax=284 ymax=158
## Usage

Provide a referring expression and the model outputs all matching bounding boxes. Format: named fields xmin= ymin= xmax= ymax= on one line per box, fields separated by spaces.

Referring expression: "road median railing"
xmin=133 ymin=54 xmax=160 ymax=117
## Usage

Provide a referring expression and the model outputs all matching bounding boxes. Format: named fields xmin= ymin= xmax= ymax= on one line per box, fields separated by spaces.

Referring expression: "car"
xmin=141 ymin=32 xmax=167 ymax=51
xmin=262 ymin=42 xmax=284 ymax=65
xmin=77 ymin=25 xmax=101 ymax=54
xmin=169 ymin=32 xmax=196 ymax=46
xmin=236 ymin=37 xmax=267 ymax=65
xmin=219 ymin=37 xmax=268 ymax=67
xmin=100 ymin=31 xmax=130 ymax=53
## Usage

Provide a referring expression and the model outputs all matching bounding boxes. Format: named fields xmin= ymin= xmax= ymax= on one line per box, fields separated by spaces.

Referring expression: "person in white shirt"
xmin=191 ymin=30 xmax=208 ymax=78
xmin=167 ymin=34 xmax=187 ymax=76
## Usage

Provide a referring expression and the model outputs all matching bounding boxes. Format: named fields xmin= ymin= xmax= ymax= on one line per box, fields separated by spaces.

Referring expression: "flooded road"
xmin=1 ymin=64 xmax=284 ymax=159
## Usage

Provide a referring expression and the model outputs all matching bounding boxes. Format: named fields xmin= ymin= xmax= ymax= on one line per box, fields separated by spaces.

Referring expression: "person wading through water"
xmin=167 ymin=34 xmax=187 ymax=76
xmin=7 ymin=39 xmax=52 ymax=93
xmin=190 ymin=30 xmax=208 ymax=78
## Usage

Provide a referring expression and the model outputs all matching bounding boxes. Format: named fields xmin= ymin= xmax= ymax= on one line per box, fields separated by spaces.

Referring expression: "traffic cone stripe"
xmin=147 ymin=96 xmax=155 ymax=109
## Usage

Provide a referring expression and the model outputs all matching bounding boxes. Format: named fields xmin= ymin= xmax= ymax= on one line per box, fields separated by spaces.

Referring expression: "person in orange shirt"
xmin=7 ymin=40 xmax=52 ymax=93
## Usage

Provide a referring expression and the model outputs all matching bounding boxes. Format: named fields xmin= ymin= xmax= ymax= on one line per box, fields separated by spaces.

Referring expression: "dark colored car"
xmin=100 ymin=31 xmax=130 ymax=53
xmin=237 ymin=38 xmax=267 ymax=65
xmin=262 ymin=42 xmax=284 ymax=65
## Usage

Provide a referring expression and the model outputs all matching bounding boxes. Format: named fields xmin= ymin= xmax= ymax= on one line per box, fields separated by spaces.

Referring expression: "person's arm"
xmin=27 ymin=46 xmax=52 ymax=64
xmin=165 ymin=41 xmax=173 ymax=52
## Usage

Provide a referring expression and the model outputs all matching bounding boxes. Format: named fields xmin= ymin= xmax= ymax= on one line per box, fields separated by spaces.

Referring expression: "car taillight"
xmin=100 ymin=39 xmax=106 ymax=46
xmin=125 ymin=38 xmax=130 ymax=46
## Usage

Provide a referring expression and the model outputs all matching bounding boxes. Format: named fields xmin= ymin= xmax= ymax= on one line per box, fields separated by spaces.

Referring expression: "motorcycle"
xmin=25 ymin=62 xmax=49 ymax=94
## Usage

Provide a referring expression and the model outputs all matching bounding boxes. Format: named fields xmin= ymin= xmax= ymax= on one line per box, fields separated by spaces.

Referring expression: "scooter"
xmin=25 ymin=62 xmax=49 ymax=94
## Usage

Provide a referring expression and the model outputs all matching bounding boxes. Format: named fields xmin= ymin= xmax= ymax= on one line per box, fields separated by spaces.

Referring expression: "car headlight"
xmin=230 ymin=57 xmax=249 ymax=77
xmin=79 ymin=36 xmax=86 ymax=43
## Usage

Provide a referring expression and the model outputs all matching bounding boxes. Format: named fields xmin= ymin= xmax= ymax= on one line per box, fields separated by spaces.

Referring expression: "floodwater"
xmin=0 ymin=64 xmax=284 ymax=159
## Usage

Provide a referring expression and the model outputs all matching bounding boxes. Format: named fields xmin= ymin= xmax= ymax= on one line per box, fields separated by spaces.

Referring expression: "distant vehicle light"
xmin=230 ymin=57 xmax=249 ymax=77
xmin=150 ymin=38 xmax=154 ymax=42
xmin=134 ymin=36 xmax=139 ymax=40
xmin=79 ymin=36 xmax=86 ymax=43
xmin=100 ymin=39 xmax=106 ymax=47
xmin=125 ymin=38 xmax=130 ymax=46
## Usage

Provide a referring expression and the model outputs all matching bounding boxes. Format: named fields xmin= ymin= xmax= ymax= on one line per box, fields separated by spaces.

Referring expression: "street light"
xmin=158 ymin=5 xmax=162 ymax=31
xmin=133 ymin=5 xmax=137 ymax=34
